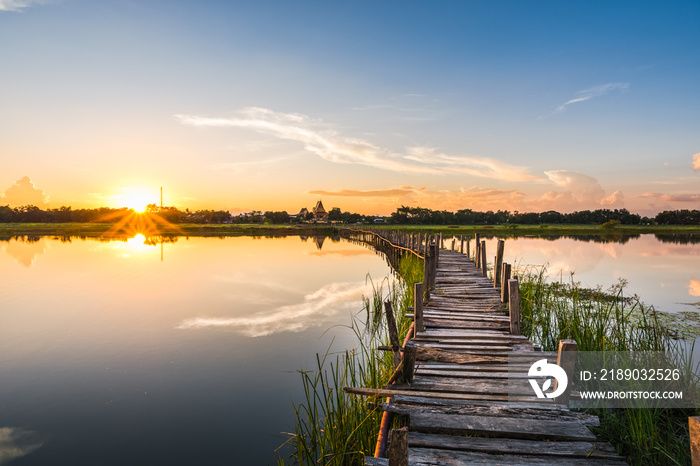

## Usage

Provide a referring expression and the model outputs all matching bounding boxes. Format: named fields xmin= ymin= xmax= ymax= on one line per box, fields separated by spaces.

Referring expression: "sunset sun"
xmin=122 ymin=188 xmax=154 ymax=213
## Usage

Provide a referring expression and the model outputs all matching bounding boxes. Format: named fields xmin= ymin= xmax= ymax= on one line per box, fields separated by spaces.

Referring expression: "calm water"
xmin=0 ymin=235 xmax=392 ymax=465
xmin=1 ymin=233 xmax=699 ymax=465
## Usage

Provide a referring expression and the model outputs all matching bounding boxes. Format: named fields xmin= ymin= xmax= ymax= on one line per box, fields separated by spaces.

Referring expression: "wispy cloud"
xmin=555 ymin=83 xmax=630 ymax=113
xmin=693 ymin=153 xmax=700 ymax=172
xmin=0 ymin=0 xmax=47 ymax=12
xmin=639 ymin=192 xmax=700 ymax=203
xmin=307 ymin=186 xmax=425 ymax=198
xmin=175 ymin=281 xmax=367 ymax=337
xmin=209 ymin=155 xmax=295 ymax=171
xmin=175 ymin=108 xmax=540 ymax=182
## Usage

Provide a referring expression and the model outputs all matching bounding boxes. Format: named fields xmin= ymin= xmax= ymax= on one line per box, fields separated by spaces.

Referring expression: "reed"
xmin=280 ymin=254 xmax=422 ymax=465
xmin=517 ymin=265 xmax=699 ymax=465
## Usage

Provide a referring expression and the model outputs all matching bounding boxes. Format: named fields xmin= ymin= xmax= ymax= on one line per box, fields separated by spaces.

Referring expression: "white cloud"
xmin=693 ymin=153 xmax=700 ymax=171
xmin=555 ymin=83 xmax=630 ymax=113
xmin=0 ymin=0 xmax=46 ymax=12
xmin=1 ymin=176 xmax=49 ymax=207
xmin=175 ymin=108 xmax=540 ymax=182
xmin=526 ymin=170 xmax=625 ymax=212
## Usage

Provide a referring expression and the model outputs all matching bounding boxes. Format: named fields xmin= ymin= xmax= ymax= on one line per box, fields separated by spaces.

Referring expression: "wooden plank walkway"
xmin=360 ymin=249 xmax=626 ymax=465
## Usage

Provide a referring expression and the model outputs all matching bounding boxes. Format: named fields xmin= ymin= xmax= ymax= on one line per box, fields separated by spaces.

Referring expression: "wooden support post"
xmin=423 ymin=248 xmax=431 ymax=298
xmin=466 ymin=239 xmax=470 ymax=258
xmin=414 ymin=282 xmax=424 ymax=336
xmin=402 ymin=342 xmax=417 ymax=383
xmin=555 ymin=339 xmax=578 ymax=406
xmin=508 ymin=278 xmax=520 ymax=335
xmin=384 ymin=301 xmax=402 ymax=369
xmin=480 ymin=240 xmax=487 ymax=277
xmin=436 ymin=233 xmax=441 ymax=262
xmin=501 ymin=263 xmax=512 ymax=303
xmin=460 ymin=235 xmax=464 ymax=254
xmin=494 ymin=239 xmax=505 ymax=288
xmin=430 ymin=242 xmax=438 ymax=289
xmin=451 ymin=238 xmax=455 ymax=251
xmin=474 ymin=233 xmax=481 ymax=267
xmin=690 ymin=417 xmax=700 ymax=465
xmin=388 ymin=427 xmax=408 ymax=466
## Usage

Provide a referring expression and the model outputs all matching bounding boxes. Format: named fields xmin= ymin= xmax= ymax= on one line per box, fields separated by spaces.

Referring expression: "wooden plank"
xmin=407 ymin=432 xmax=621 ymax=459
xmin=408 ymin=411 xmax=598 ymax=441
xmin=416 ymin=347 xmax=508 ymax=364
xmin=365 ymin=448 xmax=627 ymax=465
xmin=383 ymin=402 xmax=600 ymax=426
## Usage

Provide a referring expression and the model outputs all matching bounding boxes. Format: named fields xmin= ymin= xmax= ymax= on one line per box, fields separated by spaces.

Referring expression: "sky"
xmin=1 ymin=0 xmax=699 ymax=216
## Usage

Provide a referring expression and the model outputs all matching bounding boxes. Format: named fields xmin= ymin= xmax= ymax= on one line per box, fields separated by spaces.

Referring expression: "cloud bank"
xmin=175 ymin=108 xmax=539 ymax=182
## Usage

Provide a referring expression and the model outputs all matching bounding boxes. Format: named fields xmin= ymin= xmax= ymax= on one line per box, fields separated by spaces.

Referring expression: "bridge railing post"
xmin=501 ymin=263 xmax=512 ymax=303
xmin=508 ymin=278 xmax=520 ymax=335
xmin=494 ymin=239 xmax=504 ymax=288
xmin=555 ymin=339 xmax=577 ymax=406
xmin=414 ymin=282 xmax=424 ymax=337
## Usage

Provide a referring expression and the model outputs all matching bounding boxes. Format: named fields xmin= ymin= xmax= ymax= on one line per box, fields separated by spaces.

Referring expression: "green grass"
xmin=0 ymin=222 xmax=336 ymax=238
xmin=517 ymin=265 xmax=699 ymax=465
xmin=280 ymin=255 xmax=422 ymax=465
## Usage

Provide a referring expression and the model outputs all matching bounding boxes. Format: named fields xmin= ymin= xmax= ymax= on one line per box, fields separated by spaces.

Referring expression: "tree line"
xmin=388 ymin=206 xmax=700 ymax=225
xmin=1 ymin=203 xmax=699 ymax=225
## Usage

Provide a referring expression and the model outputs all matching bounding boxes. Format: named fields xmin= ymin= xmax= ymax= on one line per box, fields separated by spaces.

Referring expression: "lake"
xmin=1 ymin=232 xmax=699 ymax=464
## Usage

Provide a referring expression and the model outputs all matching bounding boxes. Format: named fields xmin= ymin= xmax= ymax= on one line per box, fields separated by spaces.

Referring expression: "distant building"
xmin=297 ymin=207 xmax=309 ymax=218
xmin=313 ymin=200 xmax=328 ymax=221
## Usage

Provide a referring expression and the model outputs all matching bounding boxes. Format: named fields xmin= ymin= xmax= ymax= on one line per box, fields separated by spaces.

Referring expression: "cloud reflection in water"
xmin=0 ymin=427 xmax=43 ymax=464
xmin=176 ymin=281 xmax=367 ymax=337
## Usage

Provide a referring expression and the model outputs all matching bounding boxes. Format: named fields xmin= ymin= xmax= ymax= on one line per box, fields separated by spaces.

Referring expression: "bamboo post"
xmin=388 ymin=428 xmax=408 ymax=466
xmin=501 ymin=263 xmax=512 ymax=303
xmin=384 ymin=301 xmax=401 ymax=369
xmin=466 ymin=238 xmax=470 ymax=258
xmin=508 ymin=278 xmax=520 ymax=335
xmin=414 ymin=282 xmax=424 ymax=336
xmin=480 ymin=240 xmax=487 ymax=277
xmin=555 ymin=339 xmax=578 ymax=406
xmin=475 ymin=233 xmax=481 ymax=267
xmin=460 ymin=235 xmax=464 ymax=253
xmin=451 ymin=238 xmax=455 ymax=251
xmin=494 ymin=239 xmax=504 ymax=288
xmin=690 ymin=417 xmax=700 ymax=464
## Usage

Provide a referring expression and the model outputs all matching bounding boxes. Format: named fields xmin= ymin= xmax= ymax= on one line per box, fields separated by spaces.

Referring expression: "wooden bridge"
xmin=340 ymin=229 xmax=626 ymax=465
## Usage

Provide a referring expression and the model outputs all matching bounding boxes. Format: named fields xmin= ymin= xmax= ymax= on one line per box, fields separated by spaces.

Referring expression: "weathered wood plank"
xmin=408 ymin=411 xmax=598 ymax=441
xmin=407 ymin=432 xmax=620 ymax=459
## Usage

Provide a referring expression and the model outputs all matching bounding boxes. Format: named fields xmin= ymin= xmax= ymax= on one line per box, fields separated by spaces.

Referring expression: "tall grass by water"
xmin=517 ymin=265 xmax=699 ymax=465
xmin=279 ymin=255 xmax=422 ymax=465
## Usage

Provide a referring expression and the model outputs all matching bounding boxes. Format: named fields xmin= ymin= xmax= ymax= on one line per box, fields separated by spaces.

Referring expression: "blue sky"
xmin=1 ymin=0 xmax=698 ymax=215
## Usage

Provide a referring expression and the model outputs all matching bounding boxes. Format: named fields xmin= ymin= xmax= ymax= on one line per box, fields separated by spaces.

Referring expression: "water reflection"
xmin=691 ymin=279 xmax=700 ymax=297
xmin=0 ymin=427 xmax=44 ymax=464
xmin=176 ymin=281 xmax=367 ymax=337
xmin=2 ymin=238 xmax=48 ymax=267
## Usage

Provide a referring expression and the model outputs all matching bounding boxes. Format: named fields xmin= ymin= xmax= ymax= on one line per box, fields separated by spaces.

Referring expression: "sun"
xmin=121 ymin=188 xmax=154 ymax=213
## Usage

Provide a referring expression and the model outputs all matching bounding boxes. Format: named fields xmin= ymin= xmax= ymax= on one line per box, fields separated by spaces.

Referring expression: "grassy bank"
xmin=374 ymin=223 xmax=700 ymax=237
xmin=1 ymin=222 xmax=699 ymax=239
xmin=0 ymin=222 xmax=336 ymax=238
xmin=517 ymin=266 xmax=699 ymax=465
xmin=280 ymin=255 xmax=422 ymax=465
